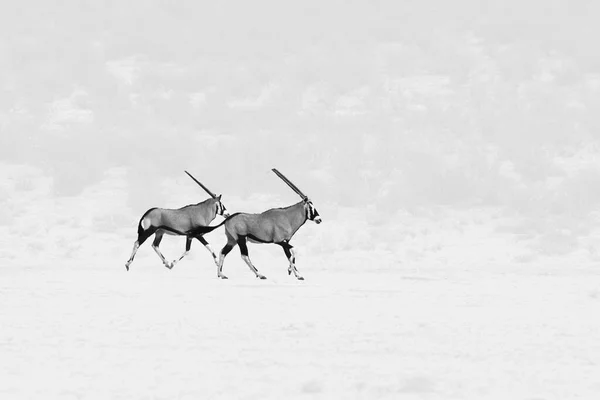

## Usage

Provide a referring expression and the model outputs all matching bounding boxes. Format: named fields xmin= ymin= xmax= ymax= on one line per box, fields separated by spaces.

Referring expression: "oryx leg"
xmin=195 ymin=235 xmax=219 ymax=266
xmin=279 ymin=241 xmax=303 ymax=280
xmin=125 ymin=227 xmax=156 ymax=271
xmin=152 ymin=230 xmax=173 ymax=269
xmin=170 ymin=236 xmax=192 ymax=269
xmin=217 ymin=236 xmax=236 ymax=279
xmin=238 ymin=236 xmax=266 ymax=280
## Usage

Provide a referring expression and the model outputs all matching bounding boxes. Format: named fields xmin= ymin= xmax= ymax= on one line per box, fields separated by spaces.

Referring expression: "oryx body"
xmin=124 ymin=172 xmax=228 ymax=271
xmin=215 ymin=169 xmax=321 ymax=280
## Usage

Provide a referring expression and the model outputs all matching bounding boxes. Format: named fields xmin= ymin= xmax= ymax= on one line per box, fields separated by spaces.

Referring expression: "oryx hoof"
xmin=125 ymin=264 xmax=129 ymax=271
xmin=165 ymin=262 xmax=174 ymax=270
xmin=297 ymin=276 xmax=304 ymax=281
xmin=218 ymin=274 xmax=228 ymax=280
xmin=257 ymin=275 xmax=267 ymax=280
xmin=288 ymin=269 xmax=292 ymax=275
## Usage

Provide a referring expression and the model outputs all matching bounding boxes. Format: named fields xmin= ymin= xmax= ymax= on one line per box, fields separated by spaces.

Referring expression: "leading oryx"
xmin=124 ymin=171 xmax=229 ymax=271
xmin=214 ymin=168 xmax=322 ymax=280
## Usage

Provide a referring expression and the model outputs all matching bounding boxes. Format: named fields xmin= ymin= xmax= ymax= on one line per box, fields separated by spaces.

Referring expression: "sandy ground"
xmin=1 ymin=252 xmax=599 ymax=400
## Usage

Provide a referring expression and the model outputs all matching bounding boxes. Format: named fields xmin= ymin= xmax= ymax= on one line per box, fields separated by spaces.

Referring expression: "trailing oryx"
xmin=124 ymin=171 xmax=229 ymax=271
xmin=213 ymin=168 xmax=321 ymax=280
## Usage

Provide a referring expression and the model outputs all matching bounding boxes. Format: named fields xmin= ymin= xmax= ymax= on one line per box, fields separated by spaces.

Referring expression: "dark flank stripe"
xmin=157 ymin=226 xmax=189 ymax=236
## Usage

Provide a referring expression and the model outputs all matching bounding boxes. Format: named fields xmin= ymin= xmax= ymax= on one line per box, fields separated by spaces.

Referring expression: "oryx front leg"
xmin=281 ymin=242 xmax=303 ymax=280
xmin=196 ymin=235 xmax=219 ymax=266
xmin=170 ymin=237 xmax=192 ymax=269
xmin=152 ymin=231 xmax=173 ymax=269
xmin=238 ymin=236 xmax=266 ymax=280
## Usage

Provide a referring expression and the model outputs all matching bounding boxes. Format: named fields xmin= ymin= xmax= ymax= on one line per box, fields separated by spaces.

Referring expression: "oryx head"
xmin=272 ymin=168 xmax=322 ymax=224
xmin=303 ymin=198 xmax=322 ymax=224
xmin=185 ymin=171 xmax=230 ymax=218
xmin=214 ymin=194 xmax=230 ymax=218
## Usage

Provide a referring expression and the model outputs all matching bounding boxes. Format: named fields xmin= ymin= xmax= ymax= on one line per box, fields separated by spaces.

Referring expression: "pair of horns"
xmin=185 ymin=169 xmax=309 ymax=201
xmin=184 ymin=170 xmax=217 ymax=198
xmin=271 ymin=168 xmax=308 ymax=200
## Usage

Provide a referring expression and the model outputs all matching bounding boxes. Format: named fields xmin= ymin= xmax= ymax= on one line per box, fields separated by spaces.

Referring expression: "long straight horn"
xmin=184 ymin=170 xmax=217 ymax=198
xmin=271 ymin=168 xmax=308 ymax=200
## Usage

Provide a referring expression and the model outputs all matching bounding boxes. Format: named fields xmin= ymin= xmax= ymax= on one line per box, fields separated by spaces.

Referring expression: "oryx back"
xmin=224 ymin=213 xmax=280 ymax=243
xmin=139 ymin=199 xmax=218 ymax=236
xmin=224 ymin=202 xmax=307 ymax=244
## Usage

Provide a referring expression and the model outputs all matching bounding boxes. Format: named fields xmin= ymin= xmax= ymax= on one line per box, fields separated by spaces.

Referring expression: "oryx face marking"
xmin=305 ymin=200 xmax=321 ymax=224
xmin=215 ymin=195 xmax=229 ymax=217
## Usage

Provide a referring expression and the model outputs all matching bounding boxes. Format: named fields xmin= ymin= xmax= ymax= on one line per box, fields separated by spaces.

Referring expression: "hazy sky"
xmin=1 ymin=1 xmax=599 ymax=264
xmin=2 ymin=6 xmax=600 ymax=399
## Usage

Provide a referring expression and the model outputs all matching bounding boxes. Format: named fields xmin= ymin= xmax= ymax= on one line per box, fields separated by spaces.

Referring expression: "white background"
xmin=1 ymin=1 xmax=599 ymax=399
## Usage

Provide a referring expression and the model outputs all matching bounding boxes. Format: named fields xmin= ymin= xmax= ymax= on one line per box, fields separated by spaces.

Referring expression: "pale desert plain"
xmin=2 ymin=1 xmax=600 ymax=399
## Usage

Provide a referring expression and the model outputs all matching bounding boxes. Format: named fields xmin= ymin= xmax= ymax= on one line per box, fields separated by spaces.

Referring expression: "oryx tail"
xmin=184 ymin=213 xmax=240 ymax=236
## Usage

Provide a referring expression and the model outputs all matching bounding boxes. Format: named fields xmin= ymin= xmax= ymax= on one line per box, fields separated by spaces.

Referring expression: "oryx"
xmin=214 ymin=168 xmax=322 ymax=280
xmin=124 ymin=171 xmax=229 ymax=271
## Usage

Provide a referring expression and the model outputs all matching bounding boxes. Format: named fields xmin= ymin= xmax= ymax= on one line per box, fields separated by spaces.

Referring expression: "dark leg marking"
xmin=170 ymin=236 xmax=193 ymax=269
xmin=238 ymin=236 xmax=266 ymax=279
xmin=196 ymin=235 xmax=219 ymax=265
xmin=278 ymin=241 xmax=303 ymax=280
xmin=152 ymin=231 xmax=163 ymax=247
xmin=152 ymin=231 xmax=172 ymax=269
xmin=221 ymin=243 xmax=234 ymax=257
xmin=137 ymin=229 xmax=154 ymax=246
xmin=217 ymin=238 xmax=236 ymax=279
xmin=237 ymin=236 xmax=249 ymax=256
xmin=125 ymin=226 xmax=157 ymax=271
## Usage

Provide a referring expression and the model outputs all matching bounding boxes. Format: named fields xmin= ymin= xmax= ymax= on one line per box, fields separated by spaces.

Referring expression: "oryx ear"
xmin=217 ymin=194 xmax=222 ymax=200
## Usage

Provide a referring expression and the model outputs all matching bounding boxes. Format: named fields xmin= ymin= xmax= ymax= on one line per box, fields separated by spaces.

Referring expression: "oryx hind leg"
xmin=125 ymin=227 xmax=156 ymax=271
xmin=238 ymin=236 xmax=266 ymax=280
xmin=152 ymin=230 xmax=173 ymax=269
xmin=217 ymin=236 xmax=236 ymax=279
xmin=279 ymin=241 xmax=303 ymax=280
xmin=125 ymin=241 xmax=140 ymax=271
xmin=195 ymin=235 xmax=219 ymax=266
xmin=170 ymin=236 xmax=192 ymax=269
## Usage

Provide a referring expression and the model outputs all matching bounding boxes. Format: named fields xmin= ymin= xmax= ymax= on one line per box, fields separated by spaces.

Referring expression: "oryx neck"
xmin=197 ymin=197 xmax=214 ymax=206
xmin=285 ymin=201 xmax=308 ymax=238
xmin=187 ymin=197 xmax=218 ymax=224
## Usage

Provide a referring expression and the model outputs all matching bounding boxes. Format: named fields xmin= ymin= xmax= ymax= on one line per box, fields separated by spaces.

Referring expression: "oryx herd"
xmin=125 ymin=169 xmax=321 ymax=280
